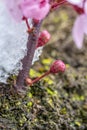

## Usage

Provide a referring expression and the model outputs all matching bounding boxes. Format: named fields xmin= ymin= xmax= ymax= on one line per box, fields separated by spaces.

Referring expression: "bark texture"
xmin=15 ymin=21 xmax=42 ymax=91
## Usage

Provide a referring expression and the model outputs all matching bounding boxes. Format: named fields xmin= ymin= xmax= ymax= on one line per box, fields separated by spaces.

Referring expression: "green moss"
xmin=60 ymin=108 xmax=67 ymax=115
xmin=0 ymin=75 xmax=87 ymax=130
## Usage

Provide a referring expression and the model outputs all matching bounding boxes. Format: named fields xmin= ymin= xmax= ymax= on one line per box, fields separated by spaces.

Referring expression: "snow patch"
xmin=0 ymin=1 xmax=42 ymax=83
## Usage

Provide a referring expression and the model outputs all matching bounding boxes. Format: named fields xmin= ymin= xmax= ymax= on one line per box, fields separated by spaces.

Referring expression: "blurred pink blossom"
xmin=67 ymin=0 xmax=81 ymax=5
xmin=67 ymin=0 xmax=87 ymax=48
xmin=4 ymin=0 xmax=50 ymax=21
xmin=4 ymin=0 xmax=23 ymax=22
xmin=21 ymin=0 xmax=50 ymax=20
xmin=72 ymin=14 xmax=87 ymax=48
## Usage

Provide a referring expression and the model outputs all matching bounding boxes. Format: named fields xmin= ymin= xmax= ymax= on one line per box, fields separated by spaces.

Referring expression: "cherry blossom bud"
xmin=50 ymin=60 xmax=66 ymax=73
xmin=37 ymin=30 xmax=51 ymax=48
xmin=26 ymin=60 xmax=66 ymax=86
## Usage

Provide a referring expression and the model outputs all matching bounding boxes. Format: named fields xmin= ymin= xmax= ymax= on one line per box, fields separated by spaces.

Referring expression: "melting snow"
xmin=0 ymin=1 xmax=42 ymax=83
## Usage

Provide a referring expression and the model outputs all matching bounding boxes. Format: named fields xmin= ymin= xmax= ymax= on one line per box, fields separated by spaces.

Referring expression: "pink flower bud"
xmin=50 ymin=60 xmax=66 ymax=73
xmin=26 ymin=60 xmax=66 ymax=86
xmin=37 ymin=30 xmax=51 ymax=48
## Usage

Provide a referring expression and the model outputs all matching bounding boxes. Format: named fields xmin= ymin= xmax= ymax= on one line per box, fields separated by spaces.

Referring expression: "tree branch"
xmin=14 ymin=21 xmax=42 ymax=92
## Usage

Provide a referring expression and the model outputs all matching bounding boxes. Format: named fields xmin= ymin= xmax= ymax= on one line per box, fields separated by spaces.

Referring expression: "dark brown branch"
xmin=14 ymin=21 xmax=42 ymax=92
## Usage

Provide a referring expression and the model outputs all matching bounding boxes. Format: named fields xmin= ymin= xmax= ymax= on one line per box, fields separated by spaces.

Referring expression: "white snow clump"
xmin=0 ymin=1 xmax=43 ymax=83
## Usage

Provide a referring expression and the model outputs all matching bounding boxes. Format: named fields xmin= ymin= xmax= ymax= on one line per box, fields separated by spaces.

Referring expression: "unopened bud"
xmin=26 ymin=78 xmax=33 ymax=85
xmin=50 ymin=60 xmax=66 ymax=73
xmin=37 ymin=30 xmax=51 ymax=48
xmin=26 ymin=60 xmax=66 ymax=86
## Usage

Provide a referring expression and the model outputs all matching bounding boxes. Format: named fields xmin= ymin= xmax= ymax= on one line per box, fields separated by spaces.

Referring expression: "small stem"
xmin=51 ymin=0 xmax=67 ymax=9
xmin=25 ymin=18 xmax=31 ymax=30
xmin=26 ymin=70 xmax=50 ymax=86
xmin=23 ymin=17 xmax=31 ymax=31
xmin=32 ymin=70 xmax=50 ymax=84
xmin=72 ymin=5 xmax=84 ymax=14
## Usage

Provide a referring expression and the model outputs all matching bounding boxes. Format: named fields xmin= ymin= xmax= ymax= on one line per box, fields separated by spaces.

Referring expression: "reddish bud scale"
xmin=50 ymin=60 xmax=66 ymax=73
xmin=37 ymin=30 xmax=51 ymax=48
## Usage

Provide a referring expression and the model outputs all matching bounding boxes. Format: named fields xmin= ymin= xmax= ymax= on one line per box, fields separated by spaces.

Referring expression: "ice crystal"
xmin=32 ymin=47 xmax=43 ymax=65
